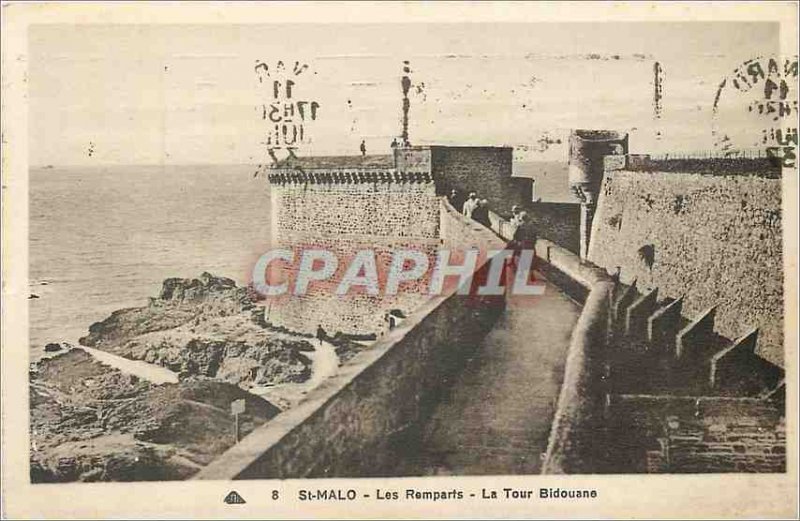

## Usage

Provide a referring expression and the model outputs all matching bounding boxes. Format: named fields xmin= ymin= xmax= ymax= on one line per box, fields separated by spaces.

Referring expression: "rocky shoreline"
xmin=79 ymin=272 xmax=316 ymax=386
xmin=30 ymin=273 xmax=323 ymax=482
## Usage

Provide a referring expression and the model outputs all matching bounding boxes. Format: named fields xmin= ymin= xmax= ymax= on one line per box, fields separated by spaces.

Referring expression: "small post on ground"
xmin=231 ymin=398 xmax=246 ymax=443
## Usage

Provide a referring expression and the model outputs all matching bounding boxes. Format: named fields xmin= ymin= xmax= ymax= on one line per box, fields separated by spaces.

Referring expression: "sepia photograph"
xmin=2 ymin=2 xmax=798 ymax=519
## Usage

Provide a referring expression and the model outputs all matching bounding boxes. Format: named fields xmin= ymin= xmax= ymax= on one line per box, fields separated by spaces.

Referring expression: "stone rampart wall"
xmin=588 ymin=170 xmax=783 ymax=365
xmin=430 ymin=146 xmax=533 ymax=208
xmin=272 ymin=181 xmax=440 ymax=240
xmin=266 ymin=180 xmax=441 ymax=334
xmin=605 ymin=394 xmax=786 ymax=473
xmin=536 ymin=235 xmax=785 ymax=475
xmin=195 ymin=199 xmax=507 ymax=479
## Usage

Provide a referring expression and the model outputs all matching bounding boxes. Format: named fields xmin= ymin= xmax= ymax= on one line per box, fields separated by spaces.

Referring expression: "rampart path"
xmin=194 ymin=201 xmax=586 ymax=480
xmin=403 ymin=275 xmax=581 ymax=475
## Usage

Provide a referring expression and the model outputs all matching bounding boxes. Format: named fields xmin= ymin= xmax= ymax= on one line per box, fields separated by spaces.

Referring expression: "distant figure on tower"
xmin=360 ymin=140 xmax=366 ymax=157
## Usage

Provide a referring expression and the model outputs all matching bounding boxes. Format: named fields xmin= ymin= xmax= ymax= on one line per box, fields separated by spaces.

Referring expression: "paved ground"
xmin=407 ymin=274 xmax=581 ymax=476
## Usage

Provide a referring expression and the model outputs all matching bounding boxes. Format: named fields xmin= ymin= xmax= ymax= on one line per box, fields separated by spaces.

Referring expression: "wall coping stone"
xmin=603 ymin=154 xmax=781 ymax=177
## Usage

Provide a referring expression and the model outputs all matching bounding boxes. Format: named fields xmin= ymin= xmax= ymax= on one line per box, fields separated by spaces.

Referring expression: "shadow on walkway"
xmin=401 ymin=273 xmax=581 ymax=476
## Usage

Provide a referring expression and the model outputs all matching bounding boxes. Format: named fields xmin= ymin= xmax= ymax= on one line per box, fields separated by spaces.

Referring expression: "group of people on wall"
xmin=458 ymin=191 xmax=491 ymax=228
xmin=448 ymin=189 xmax=529 ymax=242
xmin=448 ymin=188 xmax=537 ymax=293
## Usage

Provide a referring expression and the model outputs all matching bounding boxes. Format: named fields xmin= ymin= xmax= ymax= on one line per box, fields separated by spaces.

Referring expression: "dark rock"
xmin=44 ymin=342 xmax=64 ymax=353
xmin=158 ymin=272 xmax=236 ymax=302
xmin=78 ymin=273 xmax=316 ymax=387
xmin=30 ymin=273 xmax=324 ymax=483
xmin=29 ymin=351 xmax=280 ymax=483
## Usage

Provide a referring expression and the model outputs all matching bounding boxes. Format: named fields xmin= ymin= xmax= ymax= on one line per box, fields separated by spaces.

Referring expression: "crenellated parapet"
xmin=266 ymin=168 xmax=433 ymax=185
xmin=588 ymin=157 xmax=784 ymax=365
xmin=537 ymin=239 xmax=785 ymax=475
xmin=604 ymin=152 xmax=782 ymax=177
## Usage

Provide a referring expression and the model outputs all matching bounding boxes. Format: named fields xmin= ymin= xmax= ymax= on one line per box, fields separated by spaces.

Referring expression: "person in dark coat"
xmin=316 ymin=324 xmax=326 ymax=346
xmin=509 ymin=211 xmax=538 ymax=279
xmin=448 ymin=189 xmax=465 ymax=211
xmin=472 ymin=199 xmax=492 ymax=228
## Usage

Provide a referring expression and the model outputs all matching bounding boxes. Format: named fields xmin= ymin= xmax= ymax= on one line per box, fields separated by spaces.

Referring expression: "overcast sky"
xmin=29 ymin=22 xmax=779 ymax=166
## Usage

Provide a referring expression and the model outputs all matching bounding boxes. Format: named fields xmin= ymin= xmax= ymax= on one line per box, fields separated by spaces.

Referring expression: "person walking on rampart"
xmin=360 ymin=140 xmax=366 ymax=157
xmin=448 ymin=189 xmax=465 ymax=211
xmin=508 ymin=211 xmax=538 ymax=284
xmin=462 ymin=192 xmax=478 ymax=218
xmin=510 ymin=205 xmax=521 ymax=224
xmin=510 ymin=211 xmax=528 ymax=254
xmin=509 ymin=205 xmax=527 ymax=238
xmin=472 ymin=199 xmax=491 ymax=228
xmin=316 ymin=324 xmax=326 ymax=346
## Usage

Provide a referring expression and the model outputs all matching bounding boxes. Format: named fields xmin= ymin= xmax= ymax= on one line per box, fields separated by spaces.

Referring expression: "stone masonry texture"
xmin=268 ymin=180 xmax=441 ymax=335
xmin=588 ymin=170 xmax=783 ymax=366
xmin=429 ymin=146 xmax=533 ymax=209
xmin=606 ymin=396 xmax=785 ymax=473
xmin=265 ymin=146 xmax=531 ymax=336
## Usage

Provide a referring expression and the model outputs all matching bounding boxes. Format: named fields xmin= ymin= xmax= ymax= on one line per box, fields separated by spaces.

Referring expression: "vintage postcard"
xmin=2 ymin=1 xmax=798 ymax=519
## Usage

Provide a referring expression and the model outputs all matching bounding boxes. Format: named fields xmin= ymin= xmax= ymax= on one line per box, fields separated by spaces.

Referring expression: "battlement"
xmin=263 ymin=153 xmax=428 ymax=185
xmin=534 ymin=239 xmax=785 ymax=475
xmin=272 ymin=154 xmax=394 ymax=170
xmin=604 ymin=152 xmax=782 ymax=177
xmin=265 ymin=145 xmax=530 ymax=209
xmin=588 ymin=166 xmax=783 ymax=365
xmin=266 ymin=169 xmax=433 ymax=185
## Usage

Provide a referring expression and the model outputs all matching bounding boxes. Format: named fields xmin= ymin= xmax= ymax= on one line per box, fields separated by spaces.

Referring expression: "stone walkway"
xmin=76 ymin=345 xmax=179 ymax=385
xmin=407 ymin=274 xmax=581 ymax=476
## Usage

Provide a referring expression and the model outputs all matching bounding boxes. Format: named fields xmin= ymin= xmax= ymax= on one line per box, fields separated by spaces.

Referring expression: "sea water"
xmin=29 ymin=164 xmax=272 ymax=359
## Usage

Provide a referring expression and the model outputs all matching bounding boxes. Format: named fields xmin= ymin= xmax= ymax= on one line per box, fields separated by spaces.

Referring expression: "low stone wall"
xmin=195 ymin=199 xmax=507 ymax=480
xmin=540 ymin=269 xmax=614 ymax=474
xmin=532 ymin=238 xmax=607 ymax=304
xmin=525 ymin=202 xmax=581 ymax=254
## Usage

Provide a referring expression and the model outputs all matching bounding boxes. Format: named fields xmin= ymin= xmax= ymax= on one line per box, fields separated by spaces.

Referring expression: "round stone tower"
xmin=568 ymin=129 xmax=629 ymax=260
